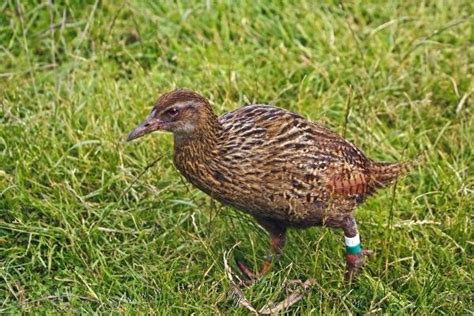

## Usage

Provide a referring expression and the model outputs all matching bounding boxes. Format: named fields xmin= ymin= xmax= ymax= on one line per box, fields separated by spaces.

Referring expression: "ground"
xmin=0 ymin=1 xmax=472 ymax=314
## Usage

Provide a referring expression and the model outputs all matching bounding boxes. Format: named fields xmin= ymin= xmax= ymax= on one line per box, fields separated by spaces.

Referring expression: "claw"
xmin=345 ymin=249 xmax=374 ymax=283
xmin=235 ymin=256 xmax=273 ymax=282
xmin=235 ymin=258 xmax=257 ymax=280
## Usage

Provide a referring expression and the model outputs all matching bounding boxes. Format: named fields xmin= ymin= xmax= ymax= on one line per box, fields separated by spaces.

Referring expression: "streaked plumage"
xmin=128 ymin=89 xmax=411 ymax=280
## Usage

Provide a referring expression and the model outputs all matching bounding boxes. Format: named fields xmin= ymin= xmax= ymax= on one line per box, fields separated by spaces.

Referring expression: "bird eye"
xmin=166 ymin=107 xmax=179 ymax=117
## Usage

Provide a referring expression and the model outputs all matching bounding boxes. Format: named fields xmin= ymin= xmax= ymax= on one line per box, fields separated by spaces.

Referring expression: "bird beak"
xmin=127 ymin=114 xmax=161 ymax=142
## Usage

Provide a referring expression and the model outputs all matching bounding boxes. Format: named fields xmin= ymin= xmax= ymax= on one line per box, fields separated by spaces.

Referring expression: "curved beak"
xmin=127 ymin=114 xmax=161 ymax=142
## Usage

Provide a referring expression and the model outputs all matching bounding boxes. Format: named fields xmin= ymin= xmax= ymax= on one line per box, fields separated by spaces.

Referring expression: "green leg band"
xmin=346 ymin=244 xmax=362 ymax=254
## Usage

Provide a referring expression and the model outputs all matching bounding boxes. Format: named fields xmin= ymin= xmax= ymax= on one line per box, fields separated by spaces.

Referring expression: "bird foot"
xmin=235 ymin=256 xmax=272 ymax=283
xmin=345 ymin=249 xmax=373 ymax=283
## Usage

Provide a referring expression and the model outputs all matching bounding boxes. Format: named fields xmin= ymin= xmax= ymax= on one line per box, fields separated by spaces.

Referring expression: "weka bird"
xmin=127 ymin=89 xmax=410 ymax=280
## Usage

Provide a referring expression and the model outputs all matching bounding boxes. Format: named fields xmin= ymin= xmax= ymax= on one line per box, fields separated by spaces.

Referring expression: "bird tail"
xmin=369 ymin=157 xmax=419 ymax=188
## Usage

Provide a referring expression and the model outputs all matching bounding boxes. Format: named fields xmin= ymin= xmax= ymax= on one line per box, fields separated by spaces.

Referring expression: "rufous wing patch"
xmin=327 ymin=170 xmax=370 ymax=196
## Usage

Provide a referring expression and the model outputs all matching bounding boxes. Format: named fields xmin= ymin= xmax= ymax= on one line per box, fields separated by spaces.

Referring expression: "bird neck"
xmin=173 ymin=112 xmax=222 ymax=166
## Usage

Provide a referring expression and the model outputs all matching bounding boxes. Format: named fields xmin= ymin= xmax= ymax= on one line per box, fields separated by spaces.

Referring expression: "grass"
xmin=0 ymin=0 xmax=472 ymax=313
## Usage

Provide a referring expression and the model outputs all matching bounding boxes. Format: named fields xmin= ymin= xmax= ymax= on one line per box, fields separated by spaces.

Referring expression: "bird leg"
xmin=235 ymin=218 xmax=286 ymax=281
xmin=342 ymin=216 xmax=373 ymax=282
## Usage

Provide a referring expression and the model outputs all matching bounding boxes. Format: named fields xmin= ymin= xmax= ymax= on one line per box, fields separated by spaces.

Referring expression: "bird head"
xmin=127 ymin=89 xmax=214 ymax=142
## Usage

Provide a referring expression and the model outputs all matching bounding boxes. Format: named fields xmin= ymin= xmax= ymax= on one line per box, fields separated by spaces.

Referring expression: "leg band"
xmin=345 ymin=234 xmax=362 ymax=254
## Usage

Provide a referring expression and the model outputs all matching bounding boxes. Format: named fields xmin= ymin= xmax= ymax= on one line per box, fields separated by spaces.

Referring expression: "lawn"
xmin=0 ymin=0 xmax=472 ymax=314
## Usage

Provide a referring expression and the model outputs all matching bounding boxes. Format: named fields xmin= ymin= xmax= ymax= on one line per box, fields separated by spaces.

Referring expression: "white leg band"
xmin=344 ymin=234 xmax=360 ymax=247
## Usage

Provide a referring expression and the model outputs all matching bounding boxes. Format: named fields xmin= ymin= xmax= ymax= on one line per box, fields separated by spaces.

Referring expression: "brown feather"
xmin=146 ymin=90 xmax=411 ymax=228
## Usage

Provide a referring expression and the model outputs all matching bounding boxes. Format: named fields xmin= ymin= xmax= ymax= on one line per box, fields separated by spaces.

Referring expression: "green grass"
xmin=1 ymin=0 xmax=472 ymax=313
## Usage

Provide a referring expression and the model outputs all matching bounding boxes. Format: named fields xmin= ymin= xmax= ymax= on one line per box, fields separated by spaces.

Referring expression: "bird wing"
xmin=326 ymin=163 xmax=373 ymax=196
xmin=219 ymin=104 xmax=373 ymax=199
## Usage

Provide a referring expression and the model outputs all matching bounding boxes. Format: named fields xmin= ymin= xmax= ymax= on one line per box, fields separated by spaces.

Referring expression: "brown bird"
xmin=127 ymin=89 xmax=411 ymax=281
